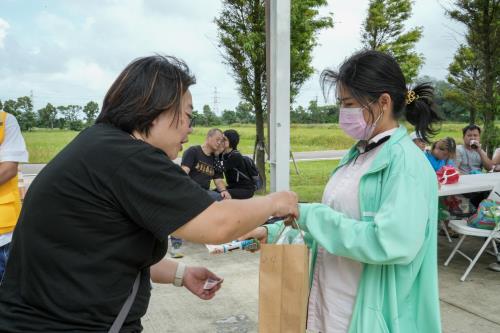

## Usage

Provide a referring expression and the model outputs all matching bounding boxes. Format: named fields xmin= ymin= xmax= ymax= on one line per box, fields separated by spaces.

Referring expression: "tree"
xmin=2 ymin=100 xmax=17 ymax=117
xmin=202 ymin=104 xmax=220 ymax=126
xmin=58 ymin=105 xmax=84 ymax=131
xmin=215 ymin=0 xmax=333 ymax=191
xmin=419 ymin=76 xmax=470 ymax=122
xmin=83 ymin=101 xmax=99 ymax=127
xmin=234 ymin=101 xmax=255 ymax=123
xmin=37 ymin=103 xmax=58 ymax=129
xmin=55 ymin=117 xmax=67 ymax=130
xmin=221 ymin=109 xmax=238 ymax=124
xmin=0 ymin=99 xmax=3 ymax=110
xmin=361 ymin=0 xmax=424 ymax=82
xmin=447 ymin=45 xmax=482 ymax=124
xmin=447 ymin=0 xmax=500 ymax=155
xmin=291 ymin=105 xmax=307 ymax=123
xmin=191 ymin=110 xmax=204 ymax=127
xmin=15 ymin=96 xmax=36 ymax=131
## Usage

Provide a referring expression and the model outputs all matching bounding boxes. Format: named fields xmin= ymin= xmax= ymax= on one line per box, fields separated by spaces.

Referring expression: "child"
xmin=425 ymin=137 xmax=457 ymax=172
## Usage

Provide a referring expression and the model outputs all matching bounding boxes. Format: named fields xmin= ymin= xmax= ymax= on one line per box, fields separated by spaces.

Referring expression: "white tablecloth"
xmin=438 ymin=173 xmax=500 ymax=197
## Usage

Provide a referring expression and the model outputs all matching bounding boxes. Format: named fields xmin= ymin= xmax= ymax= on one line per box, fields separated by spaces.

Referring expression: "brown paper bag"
xmin=258 ymin=243 xmax=309 ymax=333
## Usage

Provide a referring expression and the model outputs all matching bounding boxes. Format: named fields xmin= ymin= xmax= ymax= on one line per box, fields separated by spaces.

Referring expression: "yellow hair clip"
xmin=405 ymin=90 xmax=419 ymax=105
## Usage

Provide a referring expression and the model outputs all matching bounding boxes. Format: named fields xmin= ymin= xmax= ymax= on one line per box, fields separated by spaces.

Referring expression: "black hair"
xmin=223 ymin=129 xmax=240 ymax=150
xmin=462 ymin=124 xmax=481 ymax=136
xmin=431 ymin=137 xmax=457 ymax=160
xmin=96 ymin=55 xmax=195 ymax=135
xmin=320 ymin=50 xmax=441 ymax=142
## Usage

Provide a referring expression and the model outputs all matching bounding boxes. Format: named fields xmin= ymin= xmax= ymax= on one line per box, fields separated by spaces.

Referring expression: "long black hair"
xmin=321 ymin=50 xmax=441 ymax=142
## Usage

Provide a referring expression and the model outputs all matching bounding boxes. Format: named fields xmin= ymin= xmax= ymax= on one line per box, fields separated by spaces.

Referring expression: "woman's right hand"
xmin=267 ymin=191 xmax=299 ymax=220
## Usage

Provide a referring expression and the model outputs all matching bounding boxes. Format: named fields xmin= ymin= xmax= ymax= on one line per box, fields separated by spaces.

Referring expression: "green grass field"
xmin=284 ymin=159 xmax=339 ymax=202
xmin=23 ymin=122 xmax=469 ymax=163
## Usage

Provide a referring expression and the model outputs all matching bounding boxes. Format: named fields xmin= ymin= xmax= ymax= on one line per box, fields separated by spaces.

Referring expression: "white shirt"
xmin=0 ymin=113 xmax=29 ymax=246
xmin=494 ymin=148 xmax=500 ymax=161
xmin=307 ymin=128 xmax=396 ymax=333
xmin=0 ymin=113 xmax=29 ymax=163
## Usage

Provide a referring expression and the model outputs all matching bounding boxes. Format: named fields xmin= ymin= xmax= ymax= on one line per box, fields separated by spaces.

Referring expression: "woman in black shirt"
xmin=0 ymin=55 xmax=298 ymax=333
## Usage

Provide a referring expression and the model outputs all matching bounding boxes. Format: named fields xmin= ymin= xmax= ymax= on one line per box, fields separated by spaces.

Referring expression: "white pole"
xmin=268 ymin=0 xmax=290 ymax=192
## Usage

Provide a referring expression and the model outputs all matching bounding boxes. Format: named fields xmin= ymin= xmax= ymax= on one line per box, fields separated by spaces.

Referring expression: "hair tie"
xmin=405 ymin=90 xmax=419 ymax=105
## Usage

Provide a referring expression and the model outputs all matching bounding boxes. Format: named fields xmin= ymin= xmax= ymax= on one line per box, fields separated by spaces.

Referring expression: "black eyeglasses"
xmin=186 ymin=114 xmax=195 ymax=128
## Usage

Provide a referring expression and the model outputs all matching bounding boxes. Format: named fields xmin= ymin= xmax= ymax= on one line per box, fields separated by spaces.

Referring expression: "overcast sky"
xmin=0 ymin=0 xmax=465 ymax=114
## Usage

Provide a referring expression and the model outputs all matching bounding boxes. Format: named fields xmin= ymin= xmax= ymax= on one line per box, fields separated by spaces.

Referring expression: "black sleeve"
xmin=224 ymin=151 xmax=245 ymax=170
xmin=181 ymin=146 xmax=197 ymax=170
xmin=112 ymin=148 xmax=215 ymax=240
xmin=213 ymin=162 xmax=224 ymax=180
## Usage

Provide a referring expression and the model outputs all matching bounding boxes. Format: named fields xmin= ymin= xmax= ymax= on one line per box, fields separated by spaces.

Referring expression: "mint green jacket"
xmin=266 ymin=126 xmax=441 ymax=333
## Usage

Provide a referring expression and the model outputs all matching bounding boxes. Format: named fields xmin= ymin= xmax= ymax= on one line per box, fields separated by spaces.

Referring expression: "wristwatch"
xmin=173 ymin=262 xmax=186 ymax=287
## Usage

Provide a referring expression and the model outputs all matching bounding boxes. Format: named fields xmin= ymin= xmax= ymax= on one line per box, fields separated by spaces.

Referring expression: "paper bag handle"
xmin=274 ymin=217 xmax=306 ymax=244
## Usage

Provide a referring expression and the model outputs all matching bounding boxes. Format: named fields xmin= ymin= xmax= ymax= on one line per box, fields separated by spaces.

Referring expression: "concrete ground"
xmin=142 ymin=235 xmax=500 ymax=333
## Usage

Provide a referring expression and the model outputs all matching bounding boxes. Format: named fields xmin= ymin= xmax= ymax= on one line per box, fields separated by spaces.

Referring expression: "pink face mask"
xmin=339 ymin=107 xmax=382 ymax=141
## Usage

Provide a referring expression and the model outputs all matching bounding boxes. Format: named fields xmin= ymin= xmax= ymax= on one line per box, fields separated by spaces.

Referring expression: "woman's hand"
xmin=238 ymin=226 xmax=268 ymax=251
xmin=183 ymin=266 xmax=223 ymax=300
xmin=220 ymin=190 xmax=232 ymax=200
xmin=268 ymin=191 xmax=299 ymax=220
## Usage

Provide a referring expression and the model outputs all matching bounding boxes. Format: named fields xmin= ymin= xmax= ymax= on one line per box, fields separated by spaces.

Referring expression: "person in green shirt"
xmin=243 ymin=50 xmax=442 ymax=333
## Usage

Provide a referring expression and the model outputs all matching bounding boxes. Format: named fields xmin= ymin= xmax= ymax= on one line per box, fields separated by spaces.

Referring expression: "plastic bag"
xmin=467 ymin=199 xmax=500 ymax=230
xmin=275 ymin=226 xmax=304 ymax=245
xmin=436 ymin=165 xmax=460 ymax=185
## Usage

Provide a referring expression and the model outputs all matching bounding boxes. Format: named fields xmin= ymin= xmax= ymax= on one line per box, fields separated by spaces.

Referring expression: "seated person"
xmin=181 ymin=128 xmax=231 ymax=200
xmin=455 ymin=124 xmax=496 ymax=174
xmin=425 ymin=137 xmax=456 ymax=172
xmin=410 ymin=131 xmax=426 ymax=151
xmin=219 ymin=130 xmax=255 ymax=199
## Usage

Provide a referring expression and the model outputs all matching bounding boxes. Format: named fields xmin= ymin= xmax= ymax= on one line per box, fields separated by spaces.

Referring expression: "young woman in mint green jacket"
xmin=244 ymin=50 xmax=442 ymax=333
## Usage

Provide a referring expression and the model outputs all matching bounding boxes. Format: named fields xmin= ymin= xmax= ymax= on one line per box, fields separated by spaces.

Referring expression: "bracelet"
xmin=173 ymin=262 xmax=186 ymax=287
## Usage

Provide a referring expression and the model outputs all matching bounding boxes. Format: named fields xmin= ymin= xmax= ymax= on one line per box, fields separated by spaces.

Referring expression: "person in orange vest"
xmin=0 ymin=110 xmax=28 ymax=281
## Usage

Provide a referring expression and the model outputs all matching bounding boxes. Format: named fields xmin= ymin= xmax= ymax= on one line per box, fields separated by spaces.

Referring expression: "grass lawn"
xmin=283 ymin=159 xmax=339 ymax=203
xmin=23 ymin=122 xmax=471 ymax=163
xmin=251 ymin=159 xmax=338 ymax=203
xmin=22 ymin=129 xmax=79 ymax=164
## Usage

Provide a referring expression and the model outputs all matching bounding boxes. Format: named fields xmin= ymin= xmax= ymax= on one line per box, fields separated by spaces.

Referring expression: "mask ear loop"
xmin=362 ymin=99 xmax=383 ymax=141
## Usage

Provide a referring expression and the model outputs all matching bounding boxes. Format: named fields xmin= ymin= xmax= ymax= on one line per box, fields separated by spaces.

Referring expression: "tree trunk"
xmin=468 ymin=107 xmax=477 ymax=125
xmin=255 ymin=100 xmax=266 ymax=193
xmin=479 ymin=0 xmax=496 ymax=156
xmin=253 ymin=60 xmax=267 ymax=193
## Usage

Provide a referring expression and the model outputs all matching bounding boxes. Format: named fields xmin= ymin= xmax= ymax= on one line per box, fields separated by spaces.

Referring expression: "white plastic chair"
xmin=440 ymin=220 xmax=452 ymax=243
xmin=443 ymin=182 xmax=500 ymax=281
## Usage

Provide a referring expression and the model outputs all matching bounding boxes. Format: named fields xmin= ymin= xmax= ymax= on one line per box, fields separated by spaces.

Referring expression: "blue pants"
xmin=208 ymin=190 xmax=223 ymax=201
xmin=0 ymin=242 xmax=10 ymax=282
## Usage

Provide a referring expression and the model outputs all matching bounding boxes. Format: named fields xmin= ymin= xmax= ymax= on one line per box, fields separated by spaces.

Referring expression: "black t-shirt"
xmin=0 ymin=124 xmax=214 ymax=332
xmin=181 ymin=145 xmax=223 ymax=190
xmin=222 ymin=150 xmax=254 ymax=190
